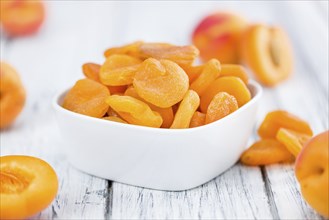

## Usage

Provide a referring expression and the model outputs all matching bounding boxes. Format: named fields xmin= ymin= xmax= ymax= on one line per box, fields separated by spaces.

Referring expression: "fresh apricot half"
xmin=0 ymin=155 xmax=58 ymax=219
xmin=0 ymin=62 xmax=26 ymax=129
xmin=241 ymin=24 xmax=293 ymax=86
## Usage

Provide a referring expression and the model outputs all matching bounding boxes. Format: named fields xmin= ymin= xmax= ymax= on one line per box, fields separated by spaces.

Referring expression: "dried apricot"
xmin=124 ymin=86 xmax=174 ymax=128
xmin=240 ymin=139 xmax=294 ymax=166
xmin=205 ymin=92 xmax=238 ymax=124
xmin=171 ymin=90 xmax=200 ymax=129
xmin=107 ymin=107 xmax=119 ymax=117
xmin=62 ymin=79 xmax=110 ymax=118
xmin=139 ymin=43 xmax=199 ymax=65
xmin=258 ymin=110 xmax=313 ymax=139
xmin=104 ymin=41 xmax=143 ymax=58
xmin=200 ymin=76 xmax=251 ymax=112
xmin=220 ymin=64 xmax=249 ymax=84
xmin=133 ymin=58 xmax=189 ymax=108
xmin=103 ymin=116 xmax=127 ymax=124
xmin=276 ymin=128 xmax=311 ymax=157
xmin=100 ymin=54 xmax=142 ymax=86
xmin=106 ymin=95 xmax=163 ymax=128
xmin=190 ymin=59 xmax=221 ymax=96
xmin=180 ymin=64 xmax=203 ymax=83
xmin=189 ymin=111 xmax=206 ymax=128
xmin=82 ymin=62 xmax=127 ymax=94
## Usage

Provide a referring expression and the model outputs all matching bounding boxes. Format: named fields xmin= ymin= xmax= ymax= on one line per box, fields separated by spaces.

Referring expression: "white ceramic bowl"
xmin=53 ymin=80 xmax=262 ymax=191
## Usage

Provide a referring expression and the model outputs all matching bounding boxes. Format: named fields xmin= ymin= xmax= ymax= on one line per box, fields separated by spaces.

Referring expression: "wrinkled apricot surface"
xmin=205 ymin=92 xmax=238 ymax=124
xmin=240 ymin=139 xmax=294 ymax=166
xmin=220 ymin=64 xmax=249 ymax=84
xmin=106 ymin=95 xmax=163 ymax=128
xmin=133 ymin=58 xmax=189 ymax=108
xmin=190 ymin=59 xmax=221 ymax=96
xmin=139 ymin=43 xmax=199 ymax=66
xmin=124 ymin=86 xmax=174 ymax=128
xmin=200 ymin=76 xmax=251 ymax=112
xmin=189 ymin=111 xmax=206 ymax=128
xmin=171 ymin=90 xmax=200 ymax=129
xmin=276 ymin=128 xmax=311 ymax=157
xmin=0 ymin=62 xmax=26 ymax=129
xmin=62 ymin=79 xmax=110 ymax=118
xmin=258 ymin=110 xmax=313 ymax=139
xmin=100 ymin=54 xmax=142 ymax=86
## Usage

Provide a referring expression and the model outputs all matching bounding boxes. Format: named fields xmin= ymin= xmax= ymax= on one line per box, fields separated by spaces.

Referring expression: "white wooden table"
xmin=1 ymin=1 xmax=328 ymax=219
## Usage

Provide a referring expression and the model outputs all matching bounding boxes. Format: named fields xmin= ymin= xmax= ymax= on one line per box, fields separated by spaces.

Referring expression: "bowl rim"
xmin=52 ymin=80 xmax=262 ymax=133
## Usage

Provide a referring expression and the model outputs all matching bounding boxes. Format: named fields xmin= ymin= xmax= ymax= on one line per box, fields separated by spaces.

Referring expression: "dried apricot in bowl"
xmin=133 ymin=58 xmax=189 ymax=108
xmin=205 ymin=92 xmax=238 ymax=124
xmin=220 ymin=64 xmax=249 ymax=84
xmin=240 ymin=139 xmax=294 ymax=166
xmin=0 ymin=155 xmax=58 ymax=219
xmin=62 ymin=79 xmax=110 ymax=118
xmin=106 ymin=95 xmax=163 ymax=128
xmin=241 ymin=24 xmax=293 ymax=86
xmin=258 ymin=110 xmax=313 ymax=139
xmin=0 ymin=62 xmax=26 ymax=129
xmin=200 ymin=76 xmax=251 ymax=112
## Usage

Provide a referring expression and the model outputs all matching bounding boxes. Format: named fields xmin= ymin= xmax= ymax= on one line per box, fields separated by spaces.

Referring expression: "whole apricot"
xmin=192 ymin=12 xmax=248 ymax=63
xmin=0 ymin=0 xmax=45 ymax=37
xmin=295 ymin=131 xmax=329 ymax=217
xmin=0 ymin=62 xmax=26 ymax=129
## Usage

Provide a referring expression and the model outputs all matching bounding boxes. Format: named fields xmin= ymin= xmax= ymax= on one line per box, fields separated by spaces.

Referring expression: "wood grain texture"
xmin=0 ymin=1 xmax=327 ymax=219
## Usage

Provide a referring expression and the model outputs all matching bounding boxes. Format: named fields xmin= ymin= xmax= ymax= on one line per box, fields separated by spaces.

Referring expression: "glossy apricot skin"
xmin=133 ymin=58 xmax=189 ymax=108
xmin=200 ymin=76 xmax=251 ymax=113
xmin=0 ymin=0 xmax=45 ymax=36
xmin=124 ymin=87 xmax=174 ymax=128
xmin=220 ymin=64 xmax=249 ymax=84
xmin=295 ymin=131 xmax=329 ymax=217
xmin=205 ymin=92 xmax=238 ymax=124
xmin=106 ymin=95 xmax=163 ymax=128
xmin=258 ymin=110 xmax=313 ymax=139
xmin=99 ymin=54 xmax=142 ymax=86
xmin=240 ymin=25 xmax=293 ymax=86
xmin=82 ymin=62 xmax=127 ymax=94
xmin=62 ymin=79 xmax=110 ymax=118
xmin=170 ymin=90 xmax=200 ymax=129
xmin=240 ymin=139 xmax=294 ymax=166
xmin=276 ymin=128 xmax=311 ymax=157
xmin=0 ymin=155 xmax=58 ymax=219
xmin=0 ymin=62 xmax=26 ymax=129
xmin=139 ymin=43 xmax=199 ymax=66
xmin=189 ymin=111 xmax=206 ymax=128
xmin=190 ymin=59 xmax=221 ymax=96
xmin=192 ymin=12 xmax=248 ymax=63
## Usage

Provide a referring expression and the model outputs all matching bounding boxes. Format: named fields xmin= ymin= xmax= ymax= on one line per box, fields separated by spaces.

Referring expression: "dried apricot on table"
xmin=200 ymin=76 xmax=251 ymax=112
xmin=103 ymin=116 xmax=127 ymax=124
xmin=258 ymin=110 xmax=313 ymax=139
xmin=171 ymin=90 xmax=200 ymax=129
xmin=190 ymin=59 xmax=221 ymax=96
xmin=240 ymin=25 xmax=293 ymax=86
xmin=189 ymin=111 xmax=206 ymax=128
xmin=220 ymin=64 xmax=249 ymax=84
xmin=205 ymin=92 xmax=238 ymax=124
xmin=139 ymin=43 xmax=199 ymax=66
xmin=62 ymin=79 xmax=110 ymax=118
xmin=106 ymin=95 xmax=163 ymax=128
xmin=240 ymin=139 xmax=294 ymax=166
xmin=276 ymin=128 xmax=312 ymax=157
xmin=124 ymin=86 xmax=174 ymax=128
xmin=100 ymin=54 xmax=142 ymax=86
xmin=0 ymin=155 xmax=58 ymax=219
xmin=104 ymin=41 xmax=143 ymax=58
xmin=133 ymin=58 xmax=189 ymax=108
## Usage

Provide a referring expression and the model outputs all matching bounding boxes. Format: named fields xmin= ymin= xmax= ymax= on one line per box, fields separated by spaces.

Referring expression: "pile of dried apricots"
xmin=62 ymin=41 xmax=252 ymax=129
